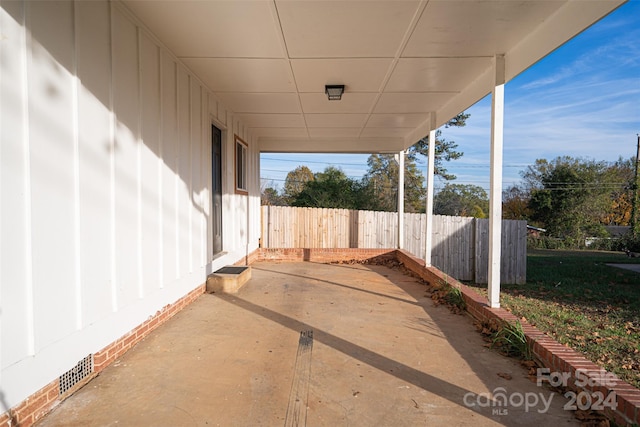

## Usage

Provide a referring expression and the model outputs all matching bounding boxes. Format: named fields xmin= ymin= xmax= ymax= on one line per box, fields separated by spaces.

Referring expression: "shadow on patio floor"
xmin=37 ymin=262 xmax=578 ymax=426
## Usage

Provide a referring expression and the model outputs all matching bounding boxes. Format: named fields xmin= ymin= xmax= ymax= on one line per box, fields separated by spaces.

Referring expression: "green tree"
xmin=361 ymin=112 xmax=469 ymax=213
xmin=407 ymin=112 xmax=469 ymax=180
xmin=283 ymin=165 xmax=314 ymax=204
xmin=525 ymin=157 xmax=617 ymax=240
xmin=602 ymin=157 xmax=634 ymax=226
xmin=434 ymin=183 xmax=489 ymax=218
xmin=363 ymin=154 xmax=425 ymax=212
xmin=261 ymin=186 xmax=285 ymax=206
xmin=292 ymin=166 xmax=367 ymax=209
xmin=502 ymin=185 xmax=531 ymax=220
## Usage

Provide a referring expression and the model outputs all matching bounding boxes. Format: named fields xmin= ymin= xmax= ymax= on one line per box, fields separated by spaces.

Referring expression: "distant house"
xmin=527 ymin=225 xmax=546 ymax=238
xmin=604 ymin=226 xmax=631 ymax=238
xmin=585 ymin=226 xmax=630 ymax=247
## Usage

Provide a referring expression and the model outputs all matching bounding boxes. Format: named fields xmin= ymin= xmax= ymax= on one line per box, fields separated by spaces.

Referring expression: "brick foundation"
xmin=256 ymin=247 xmax=395 ymax=263
xmin=234 ymin=249 xmax=262 ymax=266
xmin=0 ymin=283 xmax=205 ymax=427
xmin=0 ymin=380 xmax=58 ymax=427
xmin=5 ymin=248 xmax=639 ymax=426
xmin=93 ymin=284 xmax=205 ymax=373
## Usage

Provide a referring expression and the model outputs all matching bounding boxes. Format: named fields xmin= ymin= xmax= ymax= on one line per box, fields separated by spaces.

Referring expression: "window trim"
xmin=234 ymin=135 xmax=248 ymax=195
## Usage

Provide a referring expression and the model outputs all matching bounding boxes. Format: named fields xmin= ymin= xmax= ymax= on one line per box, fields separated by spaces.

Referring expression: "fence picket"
xmin=261 ymin=206 xmax=525 ymax=283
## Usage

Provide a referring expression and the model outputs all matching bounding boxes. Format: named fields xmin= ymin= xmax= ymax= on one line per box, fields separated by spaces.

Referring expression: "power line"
xmin=260 ymin=157 xmax=367 ymax=166
xmin=261 ymin=155 xmax=530 ymax=169
xmin=541 ymin=181 xmax=628 ymax=185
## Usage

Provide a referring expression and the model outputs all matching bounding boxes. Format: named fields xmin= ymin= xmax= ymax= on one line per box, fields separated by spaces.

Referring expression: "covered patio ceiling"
xmin=124 ymin=0 xmax=625 ymax=154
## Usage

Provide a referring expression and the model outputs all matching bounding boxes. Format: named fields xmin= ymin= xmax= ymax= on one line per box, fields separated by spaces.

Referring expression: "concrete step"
xmin=206 ymin=266 xmax=251 ymax=294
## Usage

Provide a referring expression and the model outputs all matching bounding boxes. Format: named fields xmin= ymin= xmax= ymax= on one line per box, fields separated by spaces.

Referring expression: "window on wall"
xmin=235 ymin=135 xmax=248 ymax=194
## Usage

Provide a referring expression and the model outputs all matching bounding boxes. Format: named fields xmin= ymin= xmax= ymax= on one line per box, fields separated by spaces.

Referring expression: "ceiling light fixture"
xmin=325 ymin=85 xmax=345 ymax=101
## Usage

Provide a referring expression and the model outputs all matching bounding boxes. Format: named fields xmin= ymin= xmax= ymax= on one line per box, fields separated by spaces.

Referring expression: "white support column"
xmin=425 ymin=113 xmax=436 ymax=266
xmin=488 ymin=54 xmax=505 ymax=308
xmin=398 ymin=150 xmax=405 ymax=249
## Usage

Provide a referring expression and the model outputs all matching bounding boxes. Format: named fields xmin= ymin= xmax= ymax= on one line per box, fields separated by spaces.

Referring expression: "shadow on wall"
xmin=0 ymin=390 xmax=16 ymax=425
xmin=349 ymin=210 xmax=359 ymax=249
xmin=1 ymin=1 xmax=224 ymax=409
xmin=431 ymin=216 xmax=527 ymax=285
xmin=2 ymin=0 xmax=214 ymax=244
xmin=430 ymin=216 xmax=476 ymax=282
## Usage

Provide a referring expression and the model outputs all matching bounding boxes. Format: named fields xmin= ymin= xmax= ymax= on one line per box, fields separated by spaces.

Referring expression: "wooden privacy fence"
xmin=261 ymin=206 xmax=527 ymax=284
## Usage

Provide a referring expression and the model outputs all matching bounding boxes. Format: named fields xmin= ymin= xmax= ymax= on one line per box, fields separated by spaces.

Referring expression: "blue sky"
xmin=261 ymin=1 xmax=640 ymax=193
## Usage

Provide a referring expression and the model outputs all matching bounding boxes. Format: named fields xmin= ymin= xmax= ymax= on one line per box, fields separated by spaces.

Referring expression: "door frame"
xmin=211 ymin=123 xmax=223 ymax=256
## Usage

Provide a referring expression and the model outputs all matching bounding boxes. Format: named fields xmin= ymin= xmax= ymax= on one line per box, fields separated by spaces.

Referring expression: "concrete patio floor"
xmin=37 ymin=262 xmax=579 ymax=426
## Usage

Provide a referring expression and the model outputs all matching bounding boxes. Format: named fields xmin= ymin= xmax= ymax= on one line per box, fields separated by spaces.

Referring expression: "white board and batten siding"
xmin=262 ymin=206 xmax=527 ymax=284
xmin=0 ymin=0 xmax=259 ymax=409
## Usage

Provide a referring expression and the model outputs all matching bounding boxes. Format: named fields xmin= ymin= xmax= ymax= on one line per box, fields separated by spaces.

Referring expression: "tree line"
xmin=262 ymin=115 xmax=637 ymax=245
xmin=262 ymin=113 xmax=491 ymax=217
xmin=503 ymin=156 xmax=634 ymax=244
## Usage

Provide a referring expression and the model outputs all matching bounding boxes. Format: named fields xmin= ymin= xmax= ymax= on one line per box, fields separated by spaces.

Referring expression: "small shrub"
xmin=444 ymin=285 xmax=466 ymax=310
xmin=617 ymin=232 xmax=640 ymax=253
xmin=527 ymin=235 xmax=619 ymax=251
xmin=431 ymin=275 xmax=466 ymax=314
xmin=586 ymin=237 xmax=618 ymax=251
xmin=491 ymin=320 xmax=533 ymax=360
xmin=527 ymin=236 xmax=568 ymax=250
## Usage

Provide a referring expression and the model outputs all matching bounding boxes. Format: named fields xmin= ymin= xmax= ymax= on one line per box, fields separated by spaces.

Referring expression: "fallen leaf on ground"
xmin=497 ymin=372 xmax=512 ymax=380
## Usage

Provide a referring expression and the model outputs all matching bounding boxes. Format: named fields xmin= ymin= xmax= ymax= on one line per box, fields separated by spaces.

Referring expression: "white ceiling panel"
xmin=305 ymin=114 xmax=369 ymax=128
xmin=403 ymin=1 xmax=566 ymax=57
xmin=366 ymin=114 xmax=429 ymax=128
xmin=125 ymin=1 xmax=284 ymax=58
xmin=181 ymin=58 xmax=295 ymax=93
xmin=214 ymin=93 xmax=301 ymax=114
xmin=123 ymin=0 xmax=624 ymax=153
xmin=374 ymin=93 xmax=455 ymax=114
xmin=292 ymin=59 xmax=393 ymax=93
xmin=308 ymin=128 xmax=362 ymax=138
xmin=260 ymin=137 xmax=407 ymax=153
xmin=237 ymin=114 xmax=305 ymax=128
xmin=251 ymin=128 xmax=309 ymax=138
xmin=385 ymin=57 xmax=493 ymax=92
xmin=360 ymin=128 xmax=415 ymax=138
xmin=276 ymin=1 xmax=422 ymax=58
xmin=300 ymin=93 xmax=378 ymax=114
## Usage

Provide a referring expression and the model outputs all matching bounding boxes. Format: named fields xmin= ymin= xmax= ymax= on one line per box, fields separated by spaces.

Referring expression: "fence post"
xmin=258 ymin=206 xmax=525 ymax=284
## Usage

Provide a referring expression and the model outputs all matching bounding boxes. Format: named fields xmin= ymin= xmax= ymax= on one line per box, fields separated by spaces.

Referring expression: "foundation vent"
xmin=59 ymin=354 xmax=93 ymax=395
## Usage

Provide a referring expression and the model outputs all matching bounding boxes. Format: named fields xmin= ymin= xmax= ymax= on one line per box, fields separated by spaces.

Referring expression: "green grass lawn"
xmin=468 ymin=249 xmax=640 ymax=389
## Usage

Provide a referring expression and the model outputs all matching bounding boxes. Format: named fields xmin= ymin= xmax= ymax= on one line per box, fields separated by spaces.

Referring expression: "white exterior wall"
xmin=0 ymin=0 xmax=260 ymax=409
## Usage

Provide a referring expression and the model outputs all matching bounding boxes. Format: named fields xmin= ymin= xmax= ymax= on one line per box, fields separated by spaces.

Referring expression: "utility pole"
xmin=632 ymin=134 xmax=640 ymax=236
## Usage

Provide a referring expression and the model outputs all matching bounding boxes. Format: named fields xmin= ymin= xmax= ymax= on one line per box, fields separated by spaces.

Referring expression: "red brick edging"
xmin=394 ymin=249 xmax=640 ymax=427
